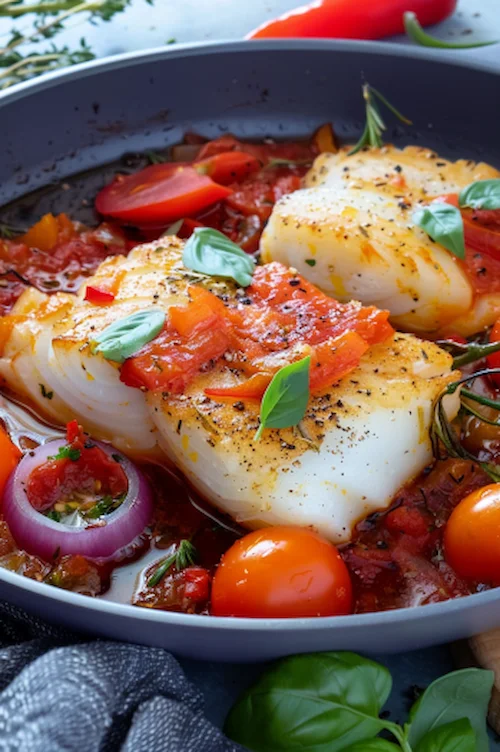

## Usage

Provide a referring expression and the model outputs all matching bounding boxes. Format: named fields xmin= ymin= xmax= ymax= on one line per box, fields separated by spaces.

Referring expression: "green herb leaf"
xmin=162 ymin=219 xmax=184 ymax=237
xmin=415 ymin=718 xmax=476 ymax=752
xmin=407 ymin=668 xmax=494 ymax=752
xmin=182 ymin=228 xmax=256 ymax=287
xmin=46 ymin=510 xmax=61 ymax=523
xmin=93 ymin=309 xmax=165 ymax=364
xmin=459 ymin=179 xmax=500 ymax=211
xmin=348 ymin=84 xmax=411 ymax=156
xmin=305 ymin=258 xmax=316 ymax=267
xmin=147 ymin=539 xmax=196 ymax=587
xmin=342 ymin=740 xmax=401 ymax=752
xmin=413 ymin=204 xmax=465 ymax=259
xmin=255 ymin=356 xmax=310 ymax=441
xmin=48 ymin=445 xmax=81 ymax=462
xmin=39 ymin=383 xmax=54 ymax=400
xmin=404 ymin=11 xmax=498 ymax=49
xmin=84 ymin=494 xmax=124 ymax=520
xmin=225 ymin=652 xmax=393 ymax=751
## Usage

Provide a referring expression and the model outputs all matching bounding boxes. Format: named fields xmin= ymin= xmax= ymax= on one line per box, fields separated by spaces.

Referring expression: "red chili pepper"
xmin=248 ymin=0 xmax=457 ymax=40
xmin=84 ymin=285 xmax=116 ymax=306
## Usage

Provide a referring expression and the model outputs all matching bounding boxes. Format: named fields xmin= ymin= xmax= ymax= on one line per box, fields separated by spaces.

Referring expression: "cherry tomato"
xmin=211 ymin=526 xmax=352 ymax=618
xmin=95 ymin=164 xmax=232 ymax=225
xmin=444 ymin=483 xmax=500 ymax=581
xmin=487 ymin=318 xmax=500 ymax=388
xmin=0 ymin=426 xmax=21 ymax=501
xmin=195 ymin=152 xmax=261 ymax=185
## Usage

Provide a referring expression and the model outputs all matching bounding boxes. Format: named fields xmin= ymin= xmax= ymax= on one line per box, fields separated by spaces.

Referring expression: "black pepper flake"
xmin=394 ymin=165 xmax=402 ymax=173
xmin=233 ymin=401 xmax=245 ymax=412
xmin=289 ymin=279 xmax=300 ymax=287
xmin=176 ymin=420 xmax=182 ymax=435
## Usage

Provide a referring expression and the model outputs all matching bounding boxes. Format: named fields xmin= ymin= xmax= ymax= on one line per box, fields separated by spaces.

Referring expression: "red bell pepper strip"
xmin=248 ymin=0 xmax=457 ymax=40
xmin=84 ymin=285 xmax=115 ymax=306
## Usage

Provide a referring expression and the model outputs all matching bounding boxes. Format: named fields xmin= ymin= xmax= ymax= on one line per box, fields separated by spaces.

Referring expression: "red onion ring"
xmin=3 ymin=439 xmax=153 ymax=562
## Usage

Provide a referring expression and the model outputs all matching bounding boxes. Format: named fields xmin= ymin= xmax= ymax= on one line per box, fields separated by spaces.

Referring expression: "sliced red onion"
xmin=3 ymin=439 xmax=153 ymax=562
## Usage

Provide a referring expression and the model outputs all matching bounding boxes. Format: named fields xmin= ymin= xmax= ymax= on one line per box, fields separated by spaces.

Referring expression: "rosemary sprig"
xmin=436 ymin=338 xmax=500 ymax=369
xmin=147 ymin=539 xmax=196 ymax=587
xmin=348 ymin=84 xmax=412 ymax=156
xmin=404 ymin=11 xmax=498 ymax=50
xmin=431 ymin=368 xmax=500 ymax=482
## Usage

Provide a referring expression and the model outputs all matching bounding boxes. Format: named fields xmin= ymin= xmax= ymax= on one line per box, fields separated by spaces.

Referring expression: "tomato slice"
xmin=95 ymin=164 xmax=233 ymax=225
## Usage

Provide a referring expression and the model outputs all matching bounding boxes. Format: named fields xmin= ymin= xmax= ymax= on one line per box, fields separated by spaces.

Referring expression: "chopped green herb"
xmin=84 ymin=494 xmax=124 ymax=519
xmin=255 ymin=356 xmax=311 ymax=441
xmin=46 ymin=510 xmax=61 ymax=522
xmin=39 ymin=383 xmax=54 ymax=400
xmin=305 ymin=259 xmax=316 ymax=267
xmin=147 ymin=539 xmax=196 ymax=587
xmin=166 ymin=37 xmax=177 ymax=44
xmin=48 ymin=445 xmax=81 ymax=462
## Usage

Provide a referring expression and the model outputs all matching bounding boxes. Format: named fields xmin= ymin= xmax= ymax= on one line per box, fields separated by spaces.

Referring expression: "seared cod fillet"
xmin=0 ymin=238 xmax=457 ymax=543
xmin=261 ymin=145 xmax=500 ymax=335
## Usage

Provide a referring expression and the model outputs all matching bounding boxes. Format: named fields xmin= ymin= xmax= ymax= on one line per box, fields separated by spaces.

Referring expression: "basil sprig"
xmin=225 ymin=652 xmax=493 ymax=752
xmin=254 ymin=356 xmax=310 ymax=441
xmin=93 ymin=309 xmax=165 ymax=364
xmin=182 ymin=227 xmax=255 ymax=287
xmin=413 ymin=204 xmax=465 ymax=260
xmin=459 ymin=179 xmax=500 ymax=211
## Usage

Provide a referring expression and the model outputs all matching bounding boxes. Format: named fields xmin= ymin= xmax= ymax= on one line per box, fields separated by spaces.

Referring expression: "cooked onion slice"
xmin=3 ymin=439 xmax=153 ymax=562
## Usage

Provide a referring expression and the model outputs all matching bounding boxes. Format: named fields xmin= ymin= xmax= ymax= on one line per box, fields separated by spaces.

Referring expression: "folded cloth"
xmin=0 ymin=602 xmax=244 ymax=752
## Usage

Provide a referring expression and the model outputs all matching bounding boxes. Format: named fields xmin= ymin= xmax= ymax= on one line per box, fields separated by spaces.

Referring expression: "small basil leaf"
xmin=407 ymin=668 xmax=494 ymax=752
xmin=224 ymin=651 xmax=392 ymax=752
xmin=413 ymin=204 xmax=465 ymax=259
xmin=415 ymin=718 xmax=476 ymax=752
xmin=255 ymin=355 xmax=310 ymax=441
xmin=342 ymin=740 xmax=400 ymax=751
xmin=459 ymin=179 xmax=500 ymax=211
xmin=93 ymin=309 xmax=165 ymax=363
xmin=182 ymin=227 xmax=255 ymax=287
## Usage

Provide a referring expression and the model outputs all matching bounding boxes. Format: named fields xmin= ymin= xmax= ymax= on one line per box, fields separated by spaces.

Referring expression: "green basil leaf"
xmin=415 ymin=718 xmax=476 ymax=752
xmin=93 ymin=309 xmax=165 ymax=364
xmin=224 ymin=651 xmax=392 ymax=752
xmin=255 ymin=355 xmax=310 ymax=441
xmin=459 ymin=179 xmax=500 ymax=211
xmin=341 ymin=740 xmax=400 ymax=751
xmin=407 ymin=668 xmax=494 ymax=752
xmin=413 ymin=204 xmax=465 ymax=259
xmin=182 ymin=227 xmax=255 ymax=287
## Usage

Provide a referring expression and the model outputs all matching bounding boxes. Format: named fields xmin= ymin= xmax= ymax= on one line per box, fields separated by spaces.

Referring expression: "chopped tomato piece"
xmin=205 ymin=373 xmax=273 ymax=400
xmin=183 ymin=566 xmax=211 ymax=601
xmin=21 ymin=213 xmax=61 ymax=252
xmin=195 ymin=152 xmax=261 ymax=185
xmin=197 ymin=135 xmax=317 ymax=165
xmin=176 ymin=218 xmax=205 ymax=239
xmin=84 ymin=285 xmax=115 ymax=305
xmin=226 ymin=169 xmax=303 ymax=220
xmin=95 ymin=164 xmax=233 ymax=225
xmin=309 ymin=332 xmax=369 ymax=391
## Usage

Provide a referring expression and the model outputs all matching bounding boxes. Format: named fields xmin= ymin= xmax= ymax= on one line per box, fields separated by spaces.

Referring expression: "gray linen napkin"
xmin=0 ymin=602 xmax=243 ymax=752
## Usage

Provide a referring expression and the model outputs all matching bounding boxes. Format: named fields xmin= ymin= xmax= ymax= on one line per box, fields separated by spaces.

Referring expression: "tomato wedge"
xmin=195 ymin=152 xmax=261 ymax=185
xmin=95 ymin=164 xmax=232 ymax=225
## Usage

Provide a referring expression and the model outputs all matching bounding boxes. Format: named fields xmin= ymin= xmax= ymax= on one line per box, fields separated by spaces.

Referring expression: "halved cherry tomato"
xmin=445 ymin=483 xmax=500 ymax=582
xmin=84 ymin=285 xmax=115 ymax=306
xmin=0 ymin=427 xmax=21 ymax=501
xmin=211 ymin=526 xmax=353 ymax=618
xmin=95 ymin=164 xmax=232 ymax=225
xmin=195 ymin=152 xmax=261 ymax=185
xmin=487 ymin=318 xmax=500 ymax=388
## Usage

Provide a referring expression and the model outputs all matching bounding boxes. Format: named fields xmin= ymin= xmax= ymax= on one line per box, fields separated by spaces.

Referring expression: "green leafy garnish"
xmin=93 ymin=309 xmax=165 ymax=364
xmin=254 ymin=356 xmax=310 ymax=441
xmin=404 ymin=11 xmax=498 ymax=50
xmin=348 ymin=84 xmax=412 ymax=156
xmin=437 ymin=337 xmax=500 ymax=369
xmin=305 ymin=259 xmax=316 ymax=267
xmin=413 ymin=204 xmax=465 ymax=259
xmin=48 ymin=445 xmax=81 ymax=462
xmin=147 ymin=539 xmax=196 ymax=587
xmin=46 ymin=510 xmax=61 ymax=523
xmin=225 ymin=651 xmax=492 ymax=752
xmin=84 ymin=494 xmax=124 ymax=519
xmin=183 ymin=228 xmax=256 ymax=287
xmin=39 ymin=383 xmax=54 ymax=400
xmin=459 ymin=179 xmax=500 ymax=211
xmin=431 ymin=368 xmax=500 ymax=482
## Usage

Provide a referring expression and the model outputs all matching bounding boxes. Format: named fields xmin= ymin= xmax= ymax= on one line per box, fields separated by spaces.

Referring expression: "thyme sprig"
xmin=431 ymin=368 xmax=500 ymax=483
xmin=0 ymin=0 xmax=153 ymax=89
xmin=147 ymin=539 xmax=196 ymax=587
xmin=436 ymin=338 xmax=500 ymax=369
xmin=348 ymin=83 xmax=412 ymax=156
